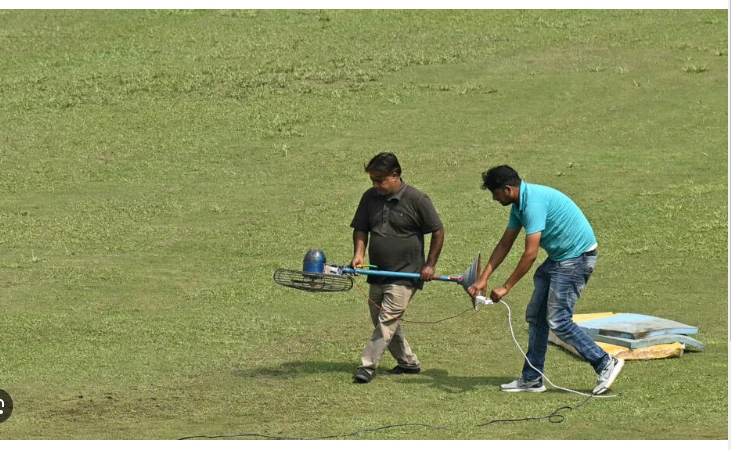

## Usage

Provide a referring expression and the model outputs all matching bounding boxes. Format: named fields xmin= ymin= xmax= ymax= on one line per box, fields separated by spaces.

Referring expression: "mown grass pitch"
xmin=0 ymin=10 xmax=727 ymax=439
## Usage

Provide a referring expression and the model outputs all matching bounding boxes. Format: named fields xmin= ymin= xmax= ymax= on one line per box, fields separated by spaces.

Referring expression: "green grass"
xmin=0 ymin=10 xmax=727 ymax=440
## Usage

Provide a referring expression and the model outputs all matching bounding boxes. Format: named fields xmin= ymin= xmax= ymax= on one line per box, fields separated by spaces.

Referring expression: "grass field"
xmin=0 ymin=10 xmax=727 ymax=440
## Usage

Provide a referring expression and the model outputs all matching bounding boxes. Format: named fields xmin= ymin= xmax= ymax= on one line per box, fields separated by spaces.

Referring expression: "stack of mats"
xmin=549 ymin=313 xmax=704 ymax=360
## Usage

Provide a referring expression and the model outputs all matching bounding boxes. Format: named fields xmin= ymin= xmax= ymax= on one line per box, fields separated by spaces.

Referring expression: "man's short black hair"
xmin=365 ymin=152 xmax=402 ymax=176
xmin=481 ymin=165 xmax=521 ymax=191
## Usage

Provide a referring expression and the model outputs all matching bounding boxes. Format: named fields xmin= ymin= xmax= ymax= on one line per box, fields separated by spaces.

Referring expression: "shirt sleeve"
xmin=507 ymin=205 xmax=522 ymax=229
xmin=350 ymin=191 xmax=371 ymax=231
xmin=416 ymin=194 xmax=443 ymax=233
xmin=522 ymin=201 xmax=547 ymax=235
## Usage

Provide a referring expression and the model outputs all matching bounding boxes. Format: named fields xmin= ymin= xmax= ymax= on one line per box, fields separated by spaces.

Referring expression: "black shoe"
xmin=386 ymin=365 xmax=421 ymax=375
xmin=353 ymin=368 xmax=373 ymax=384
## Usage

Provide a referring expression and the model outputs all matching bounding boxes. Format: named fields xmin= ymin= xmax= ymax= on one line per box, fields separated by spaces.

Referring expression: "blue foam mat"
xmin=589 ymin=333 xmax=705 ymax=350
xmin=577 ymin=313 xmax=698 ymax=339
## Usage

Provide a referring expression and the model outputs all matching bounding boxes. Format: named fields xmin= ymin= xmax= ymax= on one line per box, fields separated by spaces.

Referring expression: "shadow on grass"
xmin=233 ymin=360 xmax=354 ymax=379
xmin=395 ymin=368 xmax=513 ymax=393
xmin=234 ymin=361 xmax=512 ymax=393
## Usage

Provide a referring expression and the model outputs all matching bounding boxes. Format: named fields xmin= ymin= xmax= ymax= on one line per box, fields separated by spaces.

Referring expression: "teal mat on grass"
xmin=589 ymin=332 xmax=705 ymax=350
xmin=577 ymin=313 xmax=698 ymax=339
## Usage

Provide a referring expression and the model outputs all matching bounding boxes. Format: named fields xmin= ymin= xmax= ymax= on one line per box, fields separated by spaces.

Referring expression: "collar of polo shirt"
xmin=385 ymin=179 xmax=407 ymax=201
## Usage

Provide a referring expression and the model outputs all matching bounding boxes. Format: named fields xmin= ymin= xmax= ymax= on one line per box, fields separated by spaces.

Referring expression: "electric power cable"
xmin=178 ymin=423 xmax=448 ymax=440
xmin=495 ymin=299 xmax=619 ymax=399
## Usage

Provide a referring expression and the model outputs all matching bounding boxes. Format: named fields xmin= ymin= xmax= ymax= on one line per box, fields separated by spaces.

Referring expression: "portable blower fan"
xmin=274 ymin=249 xmax=484 ymax=310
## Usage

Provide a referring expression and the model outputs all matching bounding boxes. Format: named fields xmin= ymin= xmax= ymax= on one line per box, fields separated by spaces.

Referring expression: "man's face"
xmin=491 ymin=186 xmax=514 ymax=206
xmin=369 ymin=171 xmax=401 ymax=196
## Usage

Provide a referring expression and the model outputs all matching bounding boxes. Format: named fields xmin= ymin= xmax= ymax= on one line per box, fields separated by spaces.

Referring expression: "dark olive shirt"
xmin=350 ymin=181 xmax=443 ymax=289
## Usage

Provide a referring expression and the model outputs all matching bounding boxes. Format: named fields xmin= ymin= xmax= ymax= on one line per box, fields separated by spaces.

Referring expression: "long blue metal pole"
xmin=341 ymin=267 xmax=461 ymax=283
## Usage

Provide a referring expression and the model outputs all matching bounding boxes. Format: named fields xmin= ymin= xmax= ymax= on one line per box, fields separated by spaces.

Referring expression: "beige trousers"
xmin=358 ymin=283 xmax=420 ymax=374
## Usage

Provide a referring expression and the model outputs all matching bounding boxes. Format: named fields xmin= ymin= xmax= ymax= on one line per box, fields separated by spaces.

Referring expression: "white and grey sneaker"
xmin=593 ymin=357 xmax=624 ymax=395
xmin=500 ymin=377 xmax=547 ymax=393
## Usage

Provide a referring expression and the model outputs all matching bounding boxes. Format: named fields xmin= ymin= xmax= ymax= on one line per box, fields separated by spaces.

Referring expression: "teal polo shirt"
xmin=507 ymin=181 xmax=597 ymax=262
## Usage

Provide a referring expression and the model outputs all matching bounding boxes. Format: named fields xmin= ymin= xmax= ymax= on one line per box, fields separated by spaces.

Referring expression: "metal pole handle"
xmin=342 ymin=267 xmax=462 ymax=283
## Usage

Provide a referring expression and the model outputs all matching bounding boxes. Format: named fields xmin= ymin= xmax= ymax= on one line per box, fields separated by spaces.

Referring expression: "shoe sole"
xmin=593 ymin=358 xmax=624 ymax=395
xmin=500 ymin=386 xmax=547 ymax=393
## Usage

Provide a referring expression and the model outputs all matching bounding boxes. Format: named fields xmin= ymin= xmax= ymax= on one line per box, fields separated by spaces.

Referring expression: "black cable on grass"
xmin=477 ymin=392 xmax=599 ymax=426
xmin=178 ymin=392 xmax=619 ymax=440
xmin=178 ymin=423 xmax=449 ymax=440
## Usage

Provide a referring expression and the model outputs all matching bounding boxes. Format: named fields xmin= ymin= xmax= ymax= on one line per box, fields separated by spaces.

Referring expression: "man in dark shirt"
xmin=350 ymin=153 xmax=445 ymax=384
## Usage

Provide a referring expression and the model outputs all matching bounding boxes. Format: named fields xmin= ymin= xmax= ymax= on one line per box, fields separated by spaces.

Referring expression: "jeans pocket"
xmin=584 ymin=256 xmax=597 ymax=275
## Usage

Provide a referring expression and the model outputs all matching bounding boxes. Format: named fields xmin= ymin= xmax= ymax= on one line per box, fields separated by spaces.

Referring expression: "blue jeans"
xmin=522 ymin=253 xmax=609 ymax=381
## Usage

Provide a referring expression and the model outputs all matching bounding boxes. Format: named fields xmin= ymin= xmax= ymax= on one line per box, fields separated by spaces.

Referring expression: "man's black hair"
xmin=365 ymin=152 xmax=402 ymax=176
xmin=481 ymin=165 xmax=522 ymax=191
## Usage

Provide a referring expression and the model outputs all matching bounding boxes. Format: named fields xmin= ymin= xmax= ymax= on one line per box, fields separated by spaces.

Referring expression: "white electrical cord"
xmin=475 ymin=296 xmax=618 ymax=398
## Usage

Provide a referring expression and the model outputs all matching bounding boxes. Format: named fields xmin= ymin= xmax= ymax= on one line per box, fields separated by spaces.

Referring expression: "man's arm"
xmin=468 ymin=227 xmax=520 ymax=298
xmin=489 ymin=231 xmax=541 ymax=302
xmin=351 ymin=230 xmax=368 ymax=268
xmin=420 ymin=227 xmax=445 ymax=280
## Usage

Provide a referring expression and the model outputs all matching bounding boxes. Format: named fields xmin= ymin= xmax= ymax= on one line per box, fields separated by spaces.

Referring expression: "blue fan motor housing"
xmin=303 ymin=249 xmax=327 ymax=273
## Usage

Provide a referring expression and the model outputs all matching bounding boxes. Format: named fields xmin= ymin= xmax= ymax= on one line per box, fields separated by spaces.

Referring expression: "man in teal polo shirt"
xmin=468 ymin=165 xmax=623 ymax=395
